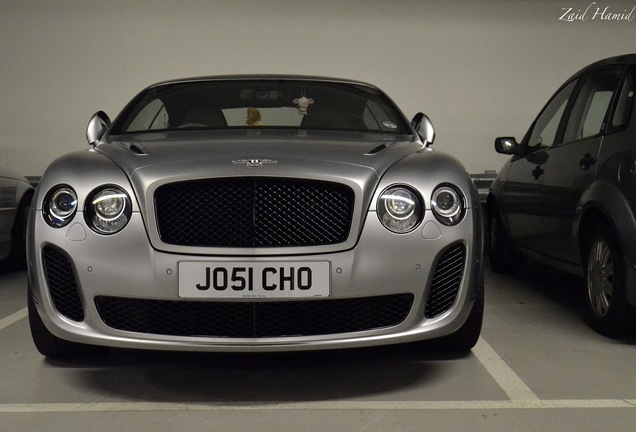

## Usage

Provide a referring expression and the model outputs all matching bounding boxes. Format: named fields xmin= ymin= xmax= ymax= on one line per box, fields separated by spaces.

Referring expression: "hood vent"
xmin=128 ymin=143 xmax=149 ymax=155
xmin=365 ymin=144 xmax=388 ymax=155
xmin=114 ymin=142 xmax=149 ymax=156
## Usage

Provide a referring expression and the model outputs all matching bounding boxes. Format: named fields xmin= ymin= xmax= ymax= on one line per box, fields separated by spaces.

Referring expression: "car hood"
xmin=98 ymin=130 xmax=424 ymax=189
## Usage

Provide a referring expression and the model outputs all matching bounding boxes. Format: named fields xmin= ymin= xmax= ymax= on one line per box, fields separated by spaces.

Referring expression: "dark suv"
xmin=488 ymin=54 xmax=636 ymax=335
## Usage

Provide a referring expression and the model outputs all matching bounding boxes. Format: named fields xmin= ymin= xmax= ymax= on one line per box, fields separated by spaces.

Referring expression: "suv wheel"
xmin=585 ymin=225 xmax=636 ymax=335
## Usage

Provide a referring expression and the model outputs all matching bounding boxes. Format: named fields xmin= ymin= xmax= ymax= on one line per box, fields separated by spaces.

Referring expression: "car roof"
xmin=146 ymin=75 xmax=380 ymax=91
xmin=566 ymin=53 xmax=636 ymax=81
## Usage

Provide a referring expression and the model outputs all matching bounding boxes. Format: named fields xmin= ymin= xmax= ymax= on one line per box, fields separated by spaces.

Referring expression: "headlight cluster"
xmin=377 ymin=183 xmax=465 ymax=232
xmin=86 ymin=187 xmax=132 ymax=234
xmin=43 ymin=186 xmax=78 ymax=228
xmin=377 ymin=186 xmax=423 ymax=233
xmin=43 ymin=185 xmax=132 ymax=234
xmin=431 ymin=184 xmax=465 ymax=226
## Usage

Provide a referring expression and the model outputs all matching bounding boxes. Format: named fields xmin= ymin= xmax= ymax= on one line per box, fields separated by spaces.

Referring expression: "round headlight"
xmin=377 ymin=186 xmax=423 ymax=233
xmin=431 ymin=185 xmax=465 ymax=226
xmin=86 ymin=186 xmax=131 ymax=234
xmin=43 ymin=186 xmax=77 ymax=227
xmin=93 ymin=189 xmax=126 ymax=221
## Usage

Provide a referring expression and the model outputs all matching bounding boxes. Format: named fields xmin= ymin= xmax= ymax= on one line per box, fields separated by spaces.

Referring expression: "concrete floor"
xmin=2 ymin=260 xmax=636 ymax=431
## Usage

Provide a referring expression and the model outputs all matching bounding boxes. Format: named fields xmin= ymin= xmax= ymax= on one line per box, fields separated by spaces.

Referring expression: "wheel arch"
xmin=6 ymin=183 xmax=34 ymax=268
xmin=12 ymin=188 xmax=34 ymax=231
xmin=576 ymin=180 xmax=634 ymax=263
xmin=486 ymin=191 xmax=508 ymax=233
xmin=577 ymin=206 xmax=616 ymax=263
xmin=486 ymin=193 xmax=499 ymax=219
xmin=577 ymin=180 xmax=636 ymax=306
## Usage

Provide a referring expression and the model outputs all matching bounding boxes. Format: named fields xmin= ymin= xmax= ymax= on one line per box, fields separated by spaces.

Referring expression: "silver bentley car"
xmin=27 ymin=76 xmax=483 ymax=358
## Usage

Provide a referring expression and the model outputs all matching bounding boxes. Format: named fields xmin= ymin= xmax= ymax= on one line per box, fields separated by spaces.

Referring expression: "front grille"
xmin=94 ymin=294 xmax=414 ymax=338
xmin=42 ymin=246 xmax=84 ymax=322
xmin=425 ymin=244 xmax=466 ymax=318
xmin=155 ymin=178 xmax=355 ymax=247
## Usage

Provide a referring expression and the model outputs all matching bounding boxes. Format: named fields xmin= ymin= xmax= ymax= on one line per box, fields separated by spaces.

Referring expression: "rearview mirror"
xmin=411 ymin=112 xmax=435 ymax=147
xmin=86 ymin=111 xmax=111 ymax=147
xmin=494 ymin=137 xmax=522 ymax=155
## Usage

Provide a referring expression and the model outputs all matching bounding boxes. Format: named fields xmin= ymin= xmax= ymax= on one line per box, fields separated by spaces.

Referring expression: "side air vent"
xmin=425 ymin=244 xmax=466 ymax=318
xmin=42 ymin=246 xmax=84 ymax=322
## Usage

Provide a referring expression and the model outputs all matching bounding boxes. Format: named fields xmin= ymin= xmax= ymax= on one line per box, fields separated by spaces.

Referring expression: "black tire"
xmin=415 ymin=272 xmax=484 ymax=352
xmin=8 ymin=195 xmax=31 ymax=270
xmin=584 ymin=225 xmax=636 ymax=336
xmin=28 ymin=291 xmax=108 ymax=359
xmin=488 ymin=207 xmax=521 ymax=273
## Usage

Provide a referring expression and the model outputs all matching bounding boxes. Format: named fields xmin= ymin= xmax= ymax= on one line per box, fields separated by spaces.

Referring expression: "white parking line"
xmin=0 ymin=307 xmax=27 ymax=331
xmin=1 ymin=400 xmax=636 ymax=413
xmin=472 ymin=336 xmax=540 ymax=402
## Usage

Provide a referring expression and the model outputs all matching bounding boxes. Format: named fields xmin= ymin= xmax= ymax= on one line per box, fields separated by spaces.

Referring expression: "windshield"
xmin=110 ymin=79 xmax=410 ymax=135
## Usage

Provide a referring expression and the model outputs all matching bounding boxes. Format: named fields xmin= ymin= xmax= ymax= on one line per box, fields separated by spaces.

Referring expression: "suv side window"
xmin=610 ymin=67 xmax=635 ymax=130
xmin=527 ymin=79 xmax=578 ymax=151
xmin=563 ymin=68 xmax=623 ymax=143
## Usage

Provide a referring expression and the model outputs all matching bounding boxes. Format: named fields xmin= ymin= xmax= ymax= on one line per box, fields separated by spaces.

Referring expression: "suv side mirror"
xmin=495 ymin=137 xmax=523 ymax=155
xmin=86 ymin=111 xmax=111 ymax=147
xmin=411 ymin=112 xmax=435 ymax=147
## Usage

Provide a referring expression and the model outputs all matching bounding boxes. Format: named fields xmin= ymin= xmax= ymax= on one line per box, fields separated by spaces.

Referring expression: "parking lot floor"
xmin=2 ymin=261 xmax=636 ymax=431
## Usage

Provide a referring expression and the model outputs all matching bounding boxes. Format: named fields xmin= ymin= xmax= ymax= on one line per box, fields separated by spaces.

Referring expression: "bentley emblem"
xmin=232 ymin=158 xmax=278 ymax=167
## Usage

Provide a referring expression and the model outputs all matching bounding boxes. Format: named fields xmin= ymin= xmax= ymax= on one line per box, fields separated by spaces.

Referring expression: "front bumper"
xmin=28 ymin=206 xmax=482 ymax=352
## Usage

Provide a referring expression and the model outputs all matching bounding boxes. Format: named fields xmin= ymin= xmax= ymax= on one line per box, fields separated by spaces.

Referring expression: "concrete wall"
xmin=1 ymin=0 xmax=635 ymax=176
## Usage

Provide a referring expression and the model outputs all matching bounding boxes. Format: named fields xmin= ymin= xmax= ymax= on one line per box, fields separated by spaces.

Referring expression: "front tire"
xmin=28 ymin=291 xmax=108 ymax=359
xmin=585 ymin=225 xmax=636 ymax=335
xmin=415 ymin=273 xmax=484 ymax=352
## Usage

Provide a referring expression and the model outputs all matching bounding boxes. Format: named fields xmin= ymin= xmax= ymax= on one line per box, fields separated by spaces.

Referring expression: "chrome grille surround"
xmin=155 ymin=177 xmax=355 ymax=248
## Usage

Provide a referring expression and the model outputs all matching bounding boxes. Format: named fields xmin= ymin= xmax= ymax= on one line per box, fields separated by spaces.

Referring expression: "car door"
xmin=540 ymin=67 xmax=625 ymax=265
xmin=501 ymin=79 xmax=579 ymax=252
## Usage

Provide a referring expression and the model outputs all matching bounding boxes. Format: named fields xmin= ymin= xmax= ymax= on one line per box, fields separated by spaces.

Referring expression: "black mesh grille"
xmin=425 ymin=244 xmax=466 ymax=318
xmin=94 ymin=294 xmax=414 ymax=338
xmin=154 ymin=178 xmax=355 ymax=247
xmin=42 ymin=246 xmax=84 ymax=322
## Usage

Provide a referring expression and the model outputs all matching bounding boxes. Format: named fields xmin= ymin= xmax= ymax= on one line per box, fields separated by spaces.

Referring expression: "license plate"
xmin=178 ymin=261 xmax=331 ymax=299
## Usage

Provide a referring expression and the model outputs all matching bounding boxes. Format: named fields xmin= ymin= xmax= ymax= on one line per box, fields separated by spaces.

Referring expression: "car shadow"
xmin=486 ymin=259 xmax=585 ymax=313
xmin=45 ymin=344 xmax=473 ymax=402
xmin=486 ymin=259 xmax=636 ymax=345
xmin=0 ymin=260 xmax=27 ymax=275
xmin=0 ymin=261 xmax=14 ymax=275
xmin=509 ymin=262 xmax=586 ymax=311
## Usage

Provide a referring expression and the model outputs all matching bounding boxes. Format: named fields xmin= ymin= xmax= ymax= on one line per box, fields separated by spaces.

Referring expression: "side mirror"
xmin=411 ymin=112 xmax=435 ymax=147
xmin=86 ymin=111 xmax=111 ymax=146
xmin=494 ymin=137 xmax=522 ymax=155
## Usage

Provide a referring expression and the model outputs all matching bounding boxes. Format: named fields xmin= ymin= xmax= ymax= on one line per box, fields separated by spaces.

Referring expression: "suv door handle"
xmin=579 ymin=153 xmax=597 ymax=171
xmin=532 ymin=165 xmax=544 ymax=180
